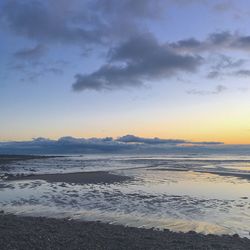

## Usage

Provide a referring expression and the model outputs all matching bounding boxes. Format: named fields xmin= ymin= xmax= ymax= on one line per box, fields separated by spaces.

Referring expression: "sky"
xmin=1 ymin=0 xmax=250 ymax=146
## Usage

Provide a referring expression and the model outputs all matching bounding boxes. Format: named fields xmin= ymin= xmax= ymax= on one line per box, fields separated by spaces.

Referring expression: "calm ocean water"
xmin=0 ymin=154 xmax=250 ymax=238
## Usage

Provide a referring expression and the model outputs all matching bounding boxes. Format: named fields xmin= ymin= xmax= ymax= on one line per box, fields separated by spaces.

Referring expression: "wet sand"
xmin=0 ymin=214 xmax=249 ymax=250
xmin=152 ymin=168 xmax=250 ymax=181
xmin=5 ymin=171 xmax=131 ymax=184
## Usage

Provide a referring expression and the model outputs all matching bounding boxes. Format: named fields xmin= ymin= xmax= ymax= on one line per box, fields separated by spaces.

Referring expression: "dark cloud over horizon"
xmin=0 ymin=134 xmax=225 ymax=154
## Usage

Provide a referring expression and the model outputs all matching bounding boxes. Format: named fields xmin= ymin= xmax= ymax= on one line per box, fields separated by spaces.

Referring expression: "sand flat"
xmin=6 ymin=171 xmax=131 ymax=184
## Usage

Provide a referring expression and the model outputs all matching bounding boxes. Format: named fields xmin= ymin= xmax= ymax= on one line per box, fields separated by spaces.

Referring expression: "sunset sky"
xmin=1 ymin=0 xmax=250 ymax=144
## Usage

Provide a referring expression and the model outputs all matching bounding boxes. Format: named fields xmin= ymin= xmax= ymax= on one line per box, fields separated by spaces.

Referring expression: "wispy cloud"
xmin=187 ymin=84 xmax=227 ymax=95
xmin=233 ymin=69 xmax=250 ymax=77
xmin=14 ymin=44 xmax=47 ymax=60
xmin=170 ymin=31 xmax=250 ymax=52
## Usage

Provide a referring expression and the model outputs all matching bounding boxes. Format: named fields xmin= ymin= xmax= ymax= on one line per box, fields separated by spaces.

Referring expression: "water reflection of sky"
xmin=0 ymin=154 xmax=250 ymax=238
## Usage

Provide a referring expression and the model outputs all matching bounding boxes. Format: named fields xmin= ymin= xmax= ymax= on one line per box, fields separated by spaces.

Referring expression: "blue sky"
xmin=1 ymin=0 xmax=250 ymax=145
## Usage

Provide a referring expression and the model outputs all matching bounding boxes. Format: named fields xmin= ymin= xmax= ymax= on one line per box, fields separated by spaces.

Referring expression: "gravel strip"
xmin=0 ymin=214 xmax=249 ymax=250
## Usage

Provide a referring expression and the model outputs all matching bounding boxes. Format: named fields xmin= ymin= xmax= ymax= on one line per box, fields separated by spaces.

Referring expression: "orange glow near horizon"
xmin=1 ymin=101 xmax=250 ymax=144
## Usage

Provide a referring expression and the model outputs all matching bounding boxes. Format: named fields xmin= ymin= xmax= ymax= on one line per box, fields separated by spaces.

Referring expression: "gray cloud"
xmin=207 ymin=71 xmax=221 ymax=79
xmin=8 ymin=60 xmax=64 ymax=82
xmin=2 ymin=1 xmax=249 ymax=54
xmin=0 ymin=0 xmax=172 ymax=47
xmin=170 ymin=31 xmax=250 ymax=52
xmin=93 ymin=0 xmax=167 ymax=20
xmin=187 ymin=84 xmax=227 ymax=95
xmin=72 ymin=65 xmax=143 ymax=91
xmin=207 ymin=68 xmax=250 ymax=79
xmin=14 ymin=44 xmax=46 ymax=60
xmin=171 ymin=38 xmax=203 ymax=51
xmin=1 ymin=0 xmax=106 ymax=45
xmin=73 ymin=33 xmax=202 ymax=91
xmin=46 ymin=67 xmax=63 ymax=75
xmin=73 ymin=31 xmax=250 ymax=91
xmin=169 ymin=32 xmax=250 ymax=83
xmin=206 ymin=55 xmax=246 ymax=79
xmin=1 ymin=0 xmax=222 ymax=49
xmin=233 ymin=69 xmax=250 ymax=77
xmin=117 ymin=135 xmax=187 ymax=144
xmin=213 ymin=55 xmax=245 ymax=70
xmin=213 ymin=1 xmax=234 ymax=12
xmin=2 ymin=1 xmax=250 ymax=92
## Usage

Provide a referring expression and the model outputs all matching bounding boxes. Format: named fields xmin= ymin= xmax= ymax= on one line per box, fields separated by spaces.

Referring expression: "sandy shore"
xmin=5 ymin=171 xmax=131 ymax=184
xmin=0 ymin=214 xmax=249 ymax=250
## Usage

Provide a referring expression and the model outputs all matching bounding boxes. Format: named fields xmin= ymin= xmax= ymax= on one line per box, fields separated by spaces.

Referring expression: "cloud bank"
xmin=0 ymin=134 xmax=228 ymax=154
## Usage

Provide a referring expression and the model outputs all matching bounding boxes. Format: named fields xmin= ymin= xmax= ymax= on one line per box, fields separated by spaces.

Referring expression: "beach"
xmin=1 ymin=154 xmax=250 ymax=249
